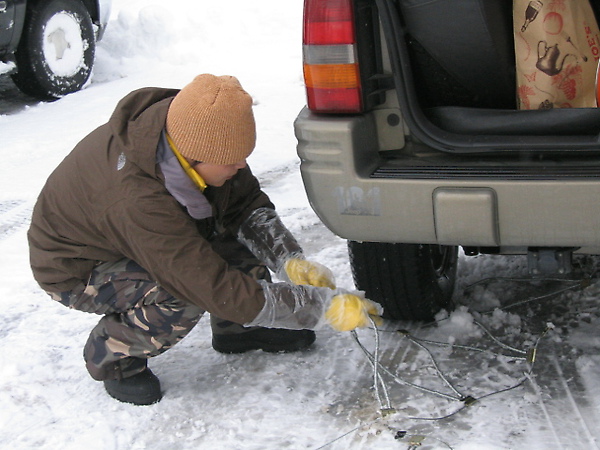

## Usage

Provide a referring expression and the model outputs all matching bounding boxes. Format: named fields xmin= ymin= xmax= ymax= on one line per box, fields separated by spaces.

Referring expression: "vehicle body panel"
xmin=296 ymin=0 xmax=600 ymax=256
xmin=0 ymin=0 xmax=25 ymax=56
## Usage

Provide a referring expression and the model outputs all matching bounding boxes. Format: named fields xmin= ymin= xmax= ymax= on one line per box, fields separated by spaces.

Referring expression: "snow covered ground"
xmin=1 ymin=1 xmax=600 ymax=449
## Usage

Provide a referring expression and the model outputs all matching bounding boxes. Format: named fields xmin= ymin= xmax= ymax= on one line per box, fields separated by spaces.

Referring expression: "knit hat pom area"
xmin=166 ymin=74 xmax=256 ymax=165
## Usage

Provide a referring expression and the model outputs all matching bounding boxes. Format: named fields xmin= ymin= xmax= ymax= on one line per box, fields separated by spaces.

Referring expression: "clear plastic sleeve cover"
xmin=237 ymin=207 xmax=303 ymax=273
xmin=245 ymin=280 xmax=349 ymax=330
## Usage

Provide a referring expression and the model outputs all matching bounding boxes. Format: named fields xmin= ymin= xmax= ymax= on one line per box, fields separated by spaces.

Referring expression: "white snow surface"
xmin=1 ymin=1 xmax=600 ymax=449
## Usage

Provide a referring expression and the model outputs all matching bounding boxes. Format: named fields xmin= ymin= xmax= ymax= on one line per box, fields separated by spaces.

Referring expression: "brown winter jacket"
xmin=28 ymin=87 xmax=274 ymax=324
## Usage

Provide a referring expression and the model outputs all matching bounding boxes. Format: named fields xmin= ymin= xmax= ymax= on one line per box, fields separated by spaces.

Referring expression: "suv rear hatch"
xmin=297 ymin=0 xmax=600 ymax=248
xmin=296 ymin=0 xmax=600 ymax=321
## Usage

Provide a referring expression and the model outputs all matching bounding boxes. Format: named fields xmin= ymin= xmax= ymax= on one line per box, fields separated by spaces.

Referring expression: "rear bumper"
xmin=295 ymin=107 xmax=600 ymax=251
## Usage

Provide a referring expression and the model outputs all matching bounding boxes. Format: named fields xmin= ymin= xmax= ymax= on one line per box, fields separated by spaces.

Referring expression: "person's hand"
xmin=325 ymin=293 xmax=383 ymax=331
xmin=284 ymin=258 xmax=336 ymax=289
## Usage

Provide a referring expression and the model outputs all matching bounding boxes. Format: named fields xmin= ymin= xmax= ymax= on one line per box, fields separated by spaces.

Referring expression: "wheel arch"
xmin=26 ymin=0 xmax=107 ymax=39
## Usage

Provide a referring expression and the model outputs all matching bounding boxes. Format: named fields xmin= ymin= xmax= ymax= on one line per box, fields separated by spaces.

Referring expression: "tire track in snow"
xmin=255 ymin=161 xmax=299 ymax=190
xmin=526 ymin=371 xmax=565 ymax=448
xmin=549 ymin=355 xmax=599 ymax=448
xmin=527 ymin=352 xmax=600 ymax=449
xmin=0 ymin=200 xmax=32 ymax=240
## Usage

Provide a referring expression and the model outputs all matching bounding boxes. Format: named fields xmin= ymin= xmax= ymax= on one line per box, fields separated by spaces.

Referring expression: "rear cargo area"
xmin=381 ymin=0 xmax=600 ymax=152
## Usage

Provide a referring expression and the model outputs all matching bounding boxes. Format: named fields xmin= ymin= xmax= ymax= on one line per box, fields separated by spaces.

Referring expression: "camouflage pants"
xmin=50 ymin=236 xmax=268 ymax=381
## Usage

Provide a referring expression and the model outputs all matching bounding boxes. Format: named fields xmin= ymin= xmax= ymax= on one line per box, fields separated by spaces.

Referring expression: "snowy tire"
xmin=11 ymin=0 xmax=95 ymax=99
xmin=348 ymin=241 xmax=458 ymax=321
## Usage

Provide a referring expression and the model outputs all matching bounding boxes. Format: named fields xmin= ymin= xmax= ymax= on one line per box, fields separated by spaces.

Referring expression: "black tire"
xmin=348 ymin=241 xmax=458 ymax=321
xmin=11 ymin=0 xmax=95 ymax=100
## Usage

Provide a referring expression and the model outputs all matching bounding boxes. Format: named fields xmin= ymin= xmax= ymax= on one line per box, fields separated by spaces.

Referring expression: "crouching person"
xmin=27 ymin=74 xmax=382 ymax=405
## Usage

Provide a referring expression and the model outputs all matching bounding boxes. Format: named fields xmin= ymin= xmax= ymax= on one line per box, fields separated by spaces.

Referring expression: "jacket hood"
xmin=108 ymin=87 xmax=180 ymax=176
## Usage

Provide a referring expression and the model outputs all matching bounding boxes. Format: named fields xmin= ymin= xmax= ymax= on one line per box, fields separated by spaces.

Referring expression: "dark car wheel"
xmin=348 ymin=241 xmax=458 ymax=321
xmin=11 ymin=0 xmax=95 ymax=100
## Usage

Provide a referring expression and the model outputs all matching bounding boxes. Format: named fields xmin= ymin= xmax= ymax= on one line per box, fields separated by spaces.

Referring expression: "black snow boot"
xmin=212 ymin=326 xmax=316 ymax=354
xmin=103 ymin=368 xmax=162 ymax=405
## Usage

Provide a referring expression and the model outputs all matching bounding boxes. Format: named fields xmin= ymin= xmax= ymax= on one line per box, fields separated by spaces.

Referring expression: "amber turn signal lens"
xmin=303 ymin=63 xmax=360 ymax=89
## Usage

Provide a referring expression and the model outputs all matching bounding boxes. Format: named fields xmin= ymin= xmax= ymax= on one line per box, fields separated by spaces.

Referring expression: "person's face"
xmin=190 ymin=159 xmax=247 ymax=187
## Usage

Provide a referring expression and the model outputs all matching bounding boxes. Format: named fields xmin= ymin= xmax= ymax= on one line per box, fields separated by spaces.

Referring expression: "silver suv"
xmin=295 ymin=0 xmax=600 ymax=321
xmin=0 ymin=0 xmax=111 ymax=99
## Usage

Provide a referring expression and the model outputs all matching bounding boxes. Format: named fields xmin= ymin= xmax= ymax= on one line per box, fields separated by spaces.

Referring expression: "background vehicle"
xmin=295 ymin=0 xmax=600 ymax=321
xmin=0 ymin=0 xmax=111 ymax=99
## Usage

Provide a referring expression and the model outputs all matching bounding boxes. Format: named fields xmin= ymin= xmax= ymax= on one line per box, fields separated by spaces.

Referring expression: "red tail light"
xmin=303 ymin=0 xmax=362 ymax=113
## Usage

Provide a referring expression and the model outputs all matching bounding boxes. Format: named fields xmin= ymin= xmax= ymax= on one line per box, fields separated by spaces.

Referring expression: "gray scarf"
xmin=156 ymin=130 xmax=213 ymax=220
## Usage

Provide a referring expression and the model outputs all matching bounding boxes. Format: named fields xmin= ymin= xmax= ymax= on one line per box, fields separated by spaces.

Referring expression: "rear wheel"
xmin=348 ymin=241 xmax=458 ymax=321
xmin=11 ymin=0 xmax=95 ymax=99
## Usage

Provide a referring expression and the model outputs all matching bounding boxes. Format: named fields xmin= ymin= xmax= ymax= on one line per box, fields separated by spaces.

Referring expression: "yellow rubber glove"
xmin=325 ymin=293 xmax=383 ymax=332
xmin=284 ymin=258 xmax=336 ymax=289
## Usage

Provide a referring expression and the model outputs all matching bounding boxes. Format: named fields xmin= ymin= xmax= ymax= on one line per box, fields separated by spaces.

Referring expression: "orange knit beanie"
xmin=166 ymin=74 xmax=256 ymax=165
